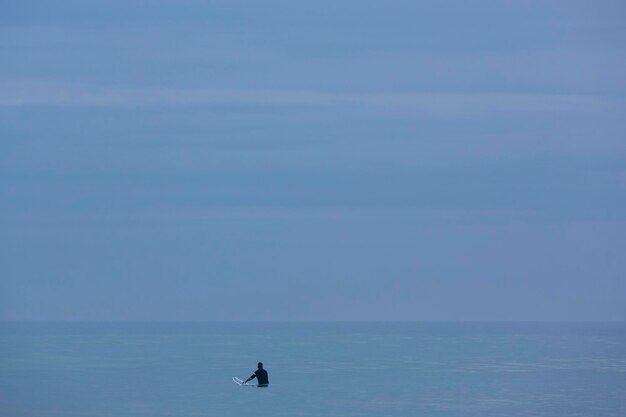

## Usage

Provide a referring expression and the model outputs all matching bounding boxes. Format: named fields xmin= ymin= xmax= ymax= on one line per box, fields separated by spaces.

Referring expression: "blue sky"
xmin=1 ymin=0 xmax=625 ymax=321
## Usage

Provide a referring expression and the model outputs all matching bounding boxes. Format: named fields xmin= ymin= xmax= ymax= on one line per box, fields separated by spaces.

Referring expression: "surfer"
xmin=243 ymin=362 xmax=269 ymax=387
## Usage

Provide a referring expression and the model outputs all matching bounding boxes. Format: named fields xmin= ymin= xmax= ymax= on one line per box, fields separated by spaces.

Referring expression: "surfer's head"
xmin=258 ymin=362 xmax=264 ymax=369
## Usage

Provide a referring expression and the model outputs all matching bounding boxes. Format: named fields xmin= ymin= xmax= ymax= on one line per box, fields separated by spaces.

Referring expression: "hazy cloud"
xmin=2 ymin=80 xmax=623 ymax=117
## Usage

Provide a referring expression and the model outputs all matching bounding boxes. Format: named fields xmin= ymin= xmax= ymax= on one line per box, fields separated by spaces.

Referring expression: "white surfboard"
xmin=233 ymin=377 xmax=254 ymax=386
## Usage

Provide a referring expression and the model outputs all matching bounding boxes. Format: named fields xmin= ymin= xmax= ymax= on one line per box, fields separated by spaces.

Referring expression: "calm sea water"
xmin=1 ymin=322 xmax=625 ymax=417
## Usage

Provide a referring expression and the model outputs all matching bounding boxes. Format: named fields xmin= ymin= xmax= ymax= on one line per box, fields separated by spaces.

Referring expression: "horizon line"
xmin=2 ymin=319 xmax=625 ymax=324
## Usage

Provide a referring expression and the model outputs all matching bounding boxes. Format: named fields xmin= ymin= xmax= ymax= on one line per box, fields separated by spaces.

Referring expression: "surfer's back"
xmin=254 ymin=368 xmax=269 ymax=385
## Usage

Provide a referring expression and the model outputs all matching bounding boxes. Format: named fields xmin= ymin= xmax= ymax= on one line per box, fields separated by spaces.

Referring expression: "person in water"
xmin=243 ymin=362 xmax=269 ymax=387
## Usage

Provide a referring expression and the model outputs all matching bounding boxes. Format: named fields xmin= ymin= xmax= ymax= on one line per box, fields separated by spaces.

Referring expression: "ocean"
xmin=1 ymin=322 xmax=625 ymax=417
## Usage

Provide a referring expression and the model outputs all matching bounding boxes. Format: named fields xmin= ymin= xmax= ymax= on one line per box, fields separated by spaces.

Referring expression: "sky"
xmin=1 ymin=0 xmax=625 ymax=321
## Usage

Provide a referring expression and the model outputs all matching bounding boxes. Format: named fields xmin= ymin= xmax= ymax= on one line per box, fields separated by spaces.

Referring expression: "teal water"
xmin=1 ymin=322 xmax=625 ymax=417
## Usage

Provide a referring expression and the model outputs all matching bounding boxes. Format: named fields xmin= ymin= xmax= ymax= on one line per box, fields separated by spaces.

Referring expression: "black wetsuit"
xmin=250 ymin=368 xmax=269 ymax=386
